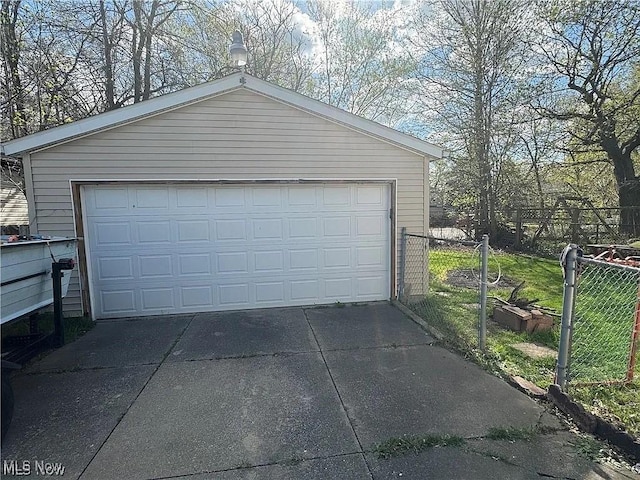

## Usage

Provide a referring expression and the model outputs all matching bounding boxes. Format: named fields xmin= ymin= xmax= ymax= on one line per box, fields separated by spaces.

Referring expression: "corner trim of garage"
xmin=71 ymin=182 xmax=91 ymax=317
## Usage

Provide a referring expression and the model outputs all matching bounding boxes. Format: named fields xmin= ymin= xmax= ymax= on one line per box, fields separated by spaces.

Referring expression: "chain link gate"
xmin=398 ymin=228 xmax=488 ymax=349
xmin=557 ymin=245 xmax=640 ymax=388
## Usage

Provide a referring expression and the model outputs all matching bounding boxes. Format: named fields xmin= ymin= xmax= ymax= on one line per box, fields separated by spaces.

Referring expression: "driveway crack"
xmin=302 ymin=308 xmax=374 ymax=480
xmin=77 ymin=313 xmax=198 ymax=479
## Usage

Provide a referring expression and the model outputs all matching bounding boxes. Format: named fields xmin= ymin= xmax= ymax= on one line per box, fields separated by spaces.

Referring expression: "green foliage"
xmin=571 ymin=383 xmax=640 ymax=439
xmin=374 ymin=434 xmax=465 ymax=459
xmin=429 ymin=249 xmax=564 ymax=311
xmin=1 ymin=313 xmax=95 ymax=344
xmin=570 ymin=267 xmax=639 ymax=382
xmin=568 ymin=435 xmax=606 ymax=461
xmin=414 ymin=248 xmax=639 ymax=437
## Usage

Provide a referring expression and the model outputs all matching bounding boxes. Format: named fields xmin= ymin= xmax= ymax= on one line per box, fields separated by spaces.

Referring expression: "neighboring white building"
xmin=1 ymin=73 xmax=442 ymax=320
xmin=0 ymin=163 xmax=29 ymax=229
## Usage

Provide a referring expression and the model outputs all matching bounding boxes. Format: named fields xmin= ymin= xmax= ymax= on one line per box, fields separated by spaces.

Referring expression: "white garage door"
xmin=83 ymin=183 xmax=391 ymax=319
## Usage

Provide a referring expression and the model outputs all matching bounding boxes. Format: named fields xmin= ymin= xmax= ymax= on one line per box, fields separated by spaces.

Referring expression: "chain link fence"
xmin=557 ymin=247 xmax=640 ymax=388
xmin=399 ymin=230 xmax=484 ymax=349
xmin=572 ymin=257 xmax=640 ymax=385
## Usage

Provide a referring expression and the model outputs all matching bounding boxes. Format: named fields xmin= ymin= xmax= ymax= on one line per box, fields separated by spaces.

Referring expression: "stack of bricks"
xmin=492 ymin=305 xmax=554 ymax=333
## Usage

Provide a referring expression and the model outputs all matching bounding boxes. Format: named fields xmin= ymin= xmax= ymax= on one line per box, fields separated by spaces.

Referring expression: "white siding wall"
xmin=28 ymin=89 xmax=429 ymax=315
xmin=1 ymin=177 xmax=29 ymax=227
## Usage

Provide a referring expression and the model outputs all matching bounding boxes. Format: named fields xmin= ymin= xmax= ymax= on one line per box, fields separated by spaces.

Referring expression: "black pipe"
xmin=0 ymin=270 xmax=48 ymax=287
xmin=50 ymin=258 xmax=74 ymax=348
xmin=51 ymin=264 xmax=65 ymax=348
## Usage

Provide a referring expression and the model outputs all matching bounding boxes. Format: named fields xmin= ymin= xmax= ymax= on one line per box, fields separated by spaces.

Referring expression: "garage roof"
xmin=1 ymin=73 xmax=443 ymax=159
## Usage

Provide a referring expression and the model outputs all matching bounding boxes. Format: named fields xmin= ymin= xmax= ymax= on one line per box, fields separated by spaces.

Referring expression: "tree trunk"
xmin=618 ymin=178 xmax=640 ymax=237
xmin=142 ymin=0 xmax=159 ymax=101
xmin=99 ymin=0 xmax=115 ymax=110
xmin=132 ymin=2 xmax=143 ymax=103
xmin=602 ymin=130 xmax=640 ymax=237
xmin=1 ymin=0 xmax=27 ymax=138
xmin=474 ymin=19 xmax=490 ymax=238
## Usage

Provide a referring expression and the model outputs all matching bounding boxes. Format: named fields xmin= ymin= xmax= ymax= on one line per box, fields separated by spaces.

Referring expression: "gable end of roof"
xmin=1 ymin=73 xmax=443 ymax=159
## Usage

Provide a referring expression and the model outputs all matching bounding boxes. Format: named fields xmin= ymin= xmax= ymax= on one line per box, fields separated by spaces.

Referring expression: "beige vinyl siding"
xmin=29 ymin=89 xmax=430 ymax=315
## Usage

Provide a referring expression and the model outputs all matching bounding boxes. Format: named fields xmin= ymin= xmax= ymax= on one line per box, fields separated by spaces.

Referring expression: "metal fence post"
xmin=399 ymin=227 xmax=407 ymax=302
xmin=479 ymin=234 xmax=489 ymax=350
xmin=626 ymin=281 xmax=640 ymax=382
xmin=556 ymin=244 xmax=578 ymax=390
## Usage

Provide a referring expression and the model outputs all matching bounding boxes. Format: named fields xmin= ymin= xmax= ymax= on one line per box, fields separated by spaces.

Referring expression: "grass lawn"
xmin=2 ymin=312 xmax=94 ymax=348
xmin=409 ymin=247 xmax=640 ymax=439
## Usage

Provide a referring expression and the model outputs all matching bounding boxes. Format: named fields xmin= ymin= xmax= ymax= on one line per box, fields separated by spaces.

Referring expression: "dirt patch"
xmin=511 ymin=342 xmax=557 ymax=359
xmin=445 ymin=269 xmax=518 ymax=289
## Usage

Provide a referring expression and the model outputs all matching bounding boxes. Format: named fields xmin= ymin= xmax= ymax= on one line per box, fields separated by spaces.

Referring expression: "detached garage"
xmin=1 ymin=73 xmax=442 ymax=320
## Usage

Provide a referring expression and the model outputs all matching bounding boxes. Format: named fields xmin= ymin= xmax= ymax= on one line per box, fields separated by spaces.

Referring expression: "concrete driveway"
xmin=2 ymin=303 xmax=634 ymax=479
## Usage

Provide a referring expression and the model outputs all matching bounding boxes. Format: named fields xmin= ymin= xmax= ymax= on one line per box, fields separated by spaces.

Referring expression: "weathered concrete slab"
xmin=366 ymin=447 xmax=535 ymax=480
xmin=80 ymin=353 xmax=359 ymax=479
xmin=306 ymin=303 xmax=433 ymax=350
xmin=1 ymin=366 xmax=155 ymax=479
xmin=324 ymin=344 xmax=545 ymax=447
xmin=467 ymin=432 xmax=637 ymax=479
xmin=168 ymin=308 xmax=317 ymax=361
xmin=24 ymin=314 xmax=192 ymax=372
xmin=4 ymin=304 xmax=634 ymax=480
xmin=167 ymin=454 xmax=371 ymax=479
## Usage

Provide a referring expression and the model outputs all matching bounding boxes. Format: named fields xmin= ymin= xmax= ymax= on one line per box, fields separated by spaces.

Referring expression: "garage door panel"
xmin=290 ymin=279 xmax=319 ymax=301
xmin=91 ymin=187 xmax=129 ymax=211
xmin=252 ymin=187 xmax=282 ymax=207
xmin=177 ymin=220 xmax=210 ymax=242
xmin=92 ymin=253 xmax=387 ymax=287
xmin=254 ymin=250 xmax=284 ymax=273
xmin=255 ymin=281 xmax=285 ymax=303
xmin=287 ymin=187 xmax=317 ymax=206
xmin=356 ymin=215 xmax=384 ymax=237
xmin=141 ymin=287 xmax=175 ymax=310
xmin=101 ymin=290 xmax=136 ymax=315
xmin=176 ymin=187 xmax=208 ymax=208
xmin=356 ymin=246 xmax=385 ymax=267
xmin=215 ymin=219 xmax=247 ymax=241
xmin=357 ymin=185 xmax=385 ymax=206
xmin=289 ymin=249 xmax=318 ymax=270
xmin=214 ymin=187 xmax=245 ymax=207
xmin=180 ymin=285 xmax=214 ymax=307
xmin=218 ymin=283 xmax=250 ymax=306
xmin=94 ymin=222 xmax=131 ymax=246
xmin=322 ymin=217 xmax=351 ymax=237
xmin=323 ymin=247 xmax=352 ymax=269
xmin=252 ymin=218 xmax=284 ymax=240
xmin=324 ymin=278 xmax=352 ymax=298
xmin=322 ymin=186 xmax=350 ymax=206
xmin=216 ymin=252 xmax=249 ymax=274
xmin=356 ymin=276 xmax=387 ymax=296
xmin=134 ymin=188 xmax=169 ymax=209
xmin=178 ymin=254 xmax=212 ymax=276
xmin=137 ymin=221 xmax=172 ymax=243
xmin=85 ymin=183 xmax=391 ymax=318
xmin=289 ymin=217 xmax=318 ymax=238
xmin=138 ymin=255 xmax=173 ymax=278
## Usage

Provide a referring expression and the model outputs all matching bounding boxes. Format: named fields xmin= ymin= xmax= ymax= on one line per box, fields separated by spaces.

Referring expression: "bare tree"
xmin=128 ymin=0 xmax=180 ymax=103
xmin=413 ymin=0 xmax=531 ymax=238
xmin=1 ymin=0 xmax=26 ymax=139
xmin=306 ymin=1 xmax=416 ymax=125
